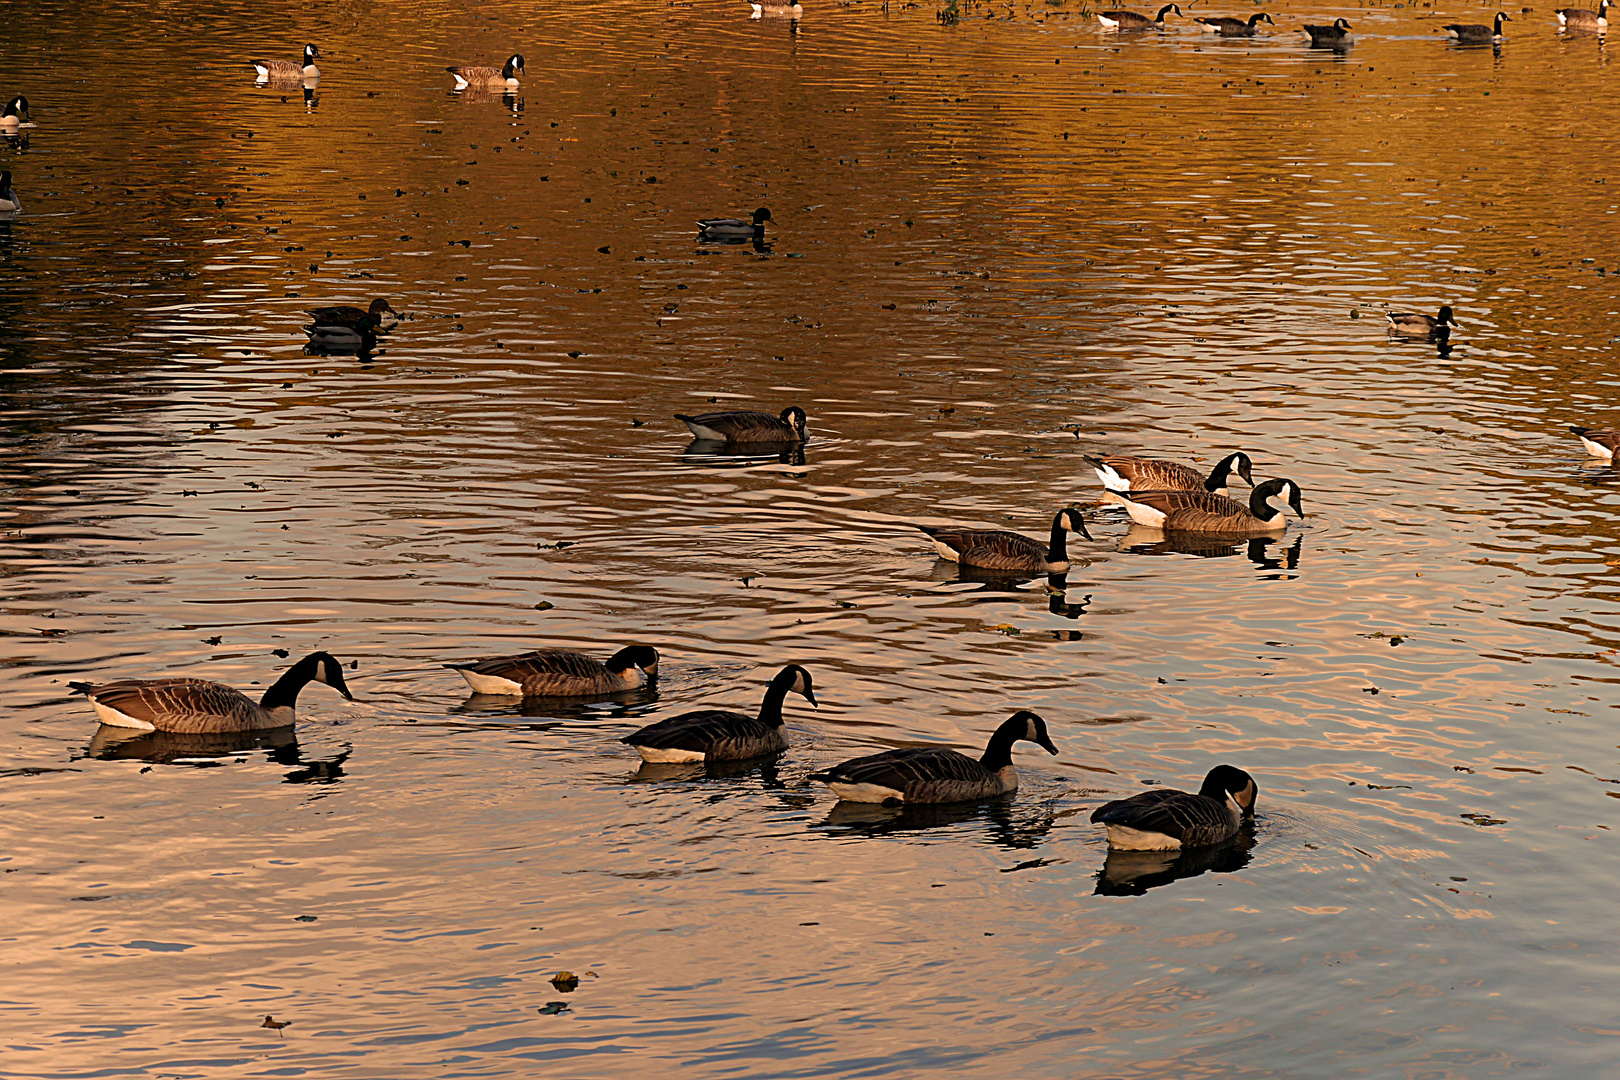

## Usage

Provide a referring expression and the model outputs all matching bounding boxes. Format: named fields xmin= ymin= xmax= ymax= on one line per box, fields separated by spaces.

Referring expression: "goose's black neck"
xmin=1249 ymin=481 xmax=1290 ymax=522
xmin=755 ymin=666 xmax=801 ymax=727
xmin=980 ymin=724 xmax=1021 ymax=772
xmin=1046 ymin=511 xmax=1070 ymax=563
xmin=260 ymin=654 xmax=322 ymax=710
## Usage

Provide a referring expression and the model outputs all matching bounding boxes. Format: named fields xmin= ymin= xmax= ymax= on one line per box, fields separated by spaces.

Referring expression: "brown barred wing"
xmin=1090 ymin=790 xmax=1238 ymax=847
xmin=816 ymin=747 xmax=1007 ymax=802
xmin=1096 ymin=456 xmax=1206 ymax=491
xmin=461 ymin=650 xmax=615 ymax=695
xmin=81 ymin=678 xmax=264 ymax=733
xmin=920 ymin=527 xmax=1046 ymax=569
xmin=623 ymin=710 xmax=787 ymax=760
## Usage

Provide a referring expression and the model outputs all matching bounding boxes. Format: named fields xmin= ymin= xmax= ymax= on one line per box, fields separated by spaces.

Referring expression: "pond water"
xmin=4 ymin=0 xmax=1620 ymax=1076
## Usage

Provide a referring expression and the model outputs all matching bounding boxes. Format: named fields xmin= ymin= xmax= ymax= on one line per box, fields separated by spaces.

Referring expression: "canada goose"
xmin=1116 ymin=478 xmax=1304 ymax=536
xmin=675 ymin=405 xmax=808 ymax=443
xmin=810 ymin=710 xmax=1058 ymax=805
xmin=447 ymin=55 xmax=525 ymax=89
xmin=918 ymin=509 xmax=1092 ymax=573
xmin=306 ymin=297 xmax=398 ymax=329
xmin=1097 ymin=3 xmax=1181 ymax=28
xmin=1091 ymin=764 xmax=1258 ymax=849
xmin=1570 ymin=426 xmax=1620 ymax=460
xmin=446 ymin=644 xmax=659 ymax=697
xmin=1302 ymin=18 xmax=1353 ymax=43
xmin=750 ymin=0 xmax=804 ymax=14
xmin=1386 ymin=305 xmax=1459 ymax=338
xmin=1085 ymin=451 xmax=1254 ymax=497
xmin=69 ymin=652 xmax=353 ymax=734
xmin=0 ymin=96 xmax=28 ymax=130
xmin=0 ymin=171 xmax=19 ymax=214
xmin=621 ymin=663 xmax=815 ymax=762
xmin=697 ymin=207 xmax=773 ymax=239
xmin=1194 ymin=12 xmax=1274 ymax=35
xmin=251 ymin=44 xmax=320 ymax=81
xmin=1556 ymin=0 xmax=1608 ymax=31
xmin=1444 ymin=12 xmax=1510 ymax=41
xmin=303 ymin=323 xmax=377 ymax=353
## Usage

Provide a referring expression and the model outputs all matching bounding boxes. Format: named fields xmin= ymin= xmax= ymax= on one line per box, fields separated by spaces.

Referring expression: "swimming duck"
xmin=306 ymin=297 xmax=398 ymax=330
xmin=917 ymin=508 xmax=1092 ymax=573
xmin=69 ymin=651 xmax=353 ymax=734
xmin=303 ymin=322 xmax=377 ymax=353
xmin=697 ymin=207 xmax=773 ymax=240
xmin=1444 ymin=12 xmax=1510 ymax=41
xmin=251 ymin=44 xmax=320 ymax=81
xmin=0 ymin=171 xmax=19 ymax=214
xmin=1386 ymin=305 xmax=1459 ymax=338
xmin=1194 ymin=12 xmax=1274 ymax=35
xmin=447 ymin=55 xmax=526 ymax=89
xmin=1302 ymin=18 xmax=1352 ymax=43
xmin=750 ymin=0 xmax=804 ymax=14
xmin=621 ymin=663 xmax=815 ymax=762
xmin=1097 ymin=3 xmax=1181 ymax=28
xmin=1116 ymin=478 xmax=1304 ymax=536
xmin=0 ymin=96 xmax=29 ymax=130
xmin=446 ymin=644 xmax=659 ymax=697
xmin=1085 ymin=451 xmax=1254 ymax=497
xmin=1570 ymin=426 xmax=1620 ymax=460
xmin=675 ymin=405 xmax=808 ymax=443
xmin=809 ymin=710 xmax=1058 ymax=805
xmin=1556 ymin=0 xmax=1608 ymax=31
xmin=1091 ymin=764 xmax=1258 ymax=849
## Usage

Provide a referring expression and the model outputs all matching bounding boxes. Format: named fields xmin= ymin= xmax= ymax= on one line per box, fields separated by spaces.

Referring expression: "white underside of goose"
xmin=1120 ymin=500 xmax=1169 ymax=529
xmin=682 ymin=419 xmax=738 ymax=441
xmin=826 ymin=781 xmax=907 ymax=803
xmin=929 ymin=539 xmax=962 ymax=561
xmin=1577 ymin=435 xmax=1616 ymax=460
xmin=1104 ymin=824 xmax=1183 ymax=850
xmin=89 ymin=702 xmax=157 ymax=730
xmin=457 ymin=671 xmax=526 ymax=695
xmin=630 ymin=745 xmax=708 ymax=763
xmin=1097 ymin=14 xmax=1122 ymax=25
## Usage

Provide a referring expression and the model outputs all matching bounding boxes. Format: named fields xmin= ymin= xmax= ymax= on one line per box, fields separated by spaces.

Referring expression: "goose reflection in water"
xmin=451 ymin=87 xmax=524 ymax=116
xmin=1118 ymin=524 xmax=1302 ymax=571
xmin=814 ymin=795 xmax=1057 ymax=851
xmin=681 ymin=439 xmax=805 ymax=467
xmin=629 ymin=754 xmax=787 ymax=788
xmin=450 ymin=687 xmax=659 ymax=722
xmin=83 ymin=725 xmax=351 ymax=784
xmin=1094 ymin=828 xmax=1255 ymax=895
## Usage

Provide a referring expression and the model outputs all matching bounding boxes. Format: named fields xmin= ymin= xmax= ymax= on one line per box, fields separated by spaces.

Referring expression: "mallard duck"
xmin=446 ymin=644 xmax=659 ymax=697
xmin=809 ymin=710 xmax=1058 ymax=804
xmin=306 ymin=298 xmax=398 ymax=330
xmin=1194 ymin=12 xmax=1274 ymax=35
xmin=69 ymin=652 xmax=353 ymax=733
xmin=1085 ymin=451 xmax=1254 ymax=497
xmin=1445 ymin=12 xmax=1510 ymax=41
xmin=697 ymin=207 xmax=773 ymax=239
xmin=303 ymin=323 xmax=377 ymax=353
xmin=447 ymin=55 xmax=526 ymax=89
xmin=675 ymin=405 xmax=808 ymax=443
xmin=621 ymin=663 xmax=815 ymax=762
xmin=1556 ymin=0 xmax=1608 ymax=31
xmin=251 ymin=44 xmax=320 ymax=81
xmin=917 ymin=508 xmax=1092 ymax=573
xmin=1570 ymin=426 xmax=1620 ymax=460
xmin=0 ymin=171 xmax=19 ymax=214
xmin=1091 ymin=764 xmax=1258 ymax=849
xmin=750 ymin=0 xmax=804 ymax=14
xmin=1097 ymin=3 xmax=1181 ymax=28
xmin=1116 ymin=478 xmax=1304 ymax=536
xmin=0 ymin=96 xmax=29 ymax=131
xmin=1386 ymin=305 xmax=1459 ymax=338
xmin=1302 ymin=18 xmax=1352 ymax=43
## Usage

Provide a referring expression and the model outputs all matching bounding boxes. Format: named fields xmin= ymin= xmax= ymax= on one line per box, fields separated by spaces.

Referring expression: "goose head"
xmin=504 ymin=54 xmax=527 ymax=79
xmin=1057 ymin=508 xmax=1094 ymax=542
xmin=1494 ymin=11 xmax=1511 ymax=28
xmin=610 ymin=644 xmax=661 ymax=678
xmin=306 ymin=651 xmax=355 ymax=700
xmin=2 ymin=96 xmax=28 ymax=124
xmin=1214 ymin=451 xmax=1256 ymax=489
xmin=775 ymin=663 xmax=817 ymax=707
xmin=1005 ymin=709 xmax=1059 ymax=755
xmin=1250 ymin=478 xmax=1304 ymax=521
xmin=303 ymin=44 xmax=321 ymax=64
xmin=1199 ymin=764 xmax=1257 ymax=817
xmin=1251 ymin=12 xmax=1274 ymax=24
xmin=778 ymin=405 xmax=809 ymax=441
xmin=1156 ymin=3 xmax=1182 ymax=19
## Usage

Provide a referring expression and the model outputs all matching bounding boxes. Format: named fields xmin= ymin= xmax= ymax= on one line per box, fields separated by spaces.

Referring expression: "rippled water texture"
xmin=4 ymin=0 xmax=1620 ymax=1075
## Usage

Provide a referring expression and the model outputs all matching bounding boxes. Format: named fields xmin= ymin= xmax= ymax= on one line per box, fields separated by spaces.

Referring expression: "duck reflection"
xmin=83 ymin=724 xmax=351 ymax=784
xmin=1093 ymin=828 xmax=1255 ymax=895
xmin=1117 ymin=524 xmax=1301 ymax=570
xmin=814 ymin=795 xmax=1056 ymax=850
xmin=681 ymin=439 xmax=805 ymax=467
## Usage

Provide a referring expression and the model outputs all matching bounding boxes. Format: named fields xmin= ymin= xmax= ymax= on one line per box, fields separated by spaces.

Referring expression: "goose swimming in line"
xmin=1085 ymin=451 xmax=1254 ymax=497
xmin=1302 ymin=18 xmax=1353 ymax=44
xmin=447 ymin=55 xmax=526 ymax=89
xmin=1386 ymin=305 xmax=1459 ymax=338
xmin=69 ymin=652 xmax=353 ymax=733
xmin=251 ymin=44 xmax=320 ymax=81
xmin=0 ymin=171 xmax=19 ymax=214
xmin=1115 ymin=478 xmax=1304 ymax=536
xmin=918 ymin=508 xmax=1092 ymax=573
xmin=1444 ymin=12 xmax=1511 ymax=41
xmin=306 ymin=298 xmax=398 ymax=330
xmin=447 ymin=644 xmax=660 ymax=697
xmin=810 ymin=710 xmax=1058 ymax=804
xmin=1091 ymin=764 xmax=1258 ymax=849
xmin=1556 ymin=0 xmax=1608 ymax=31
xmin=1570 ymin=426 xmax=1620 ymax=461
xmin=1193 ymin=12 xmax=1274 ymax=35
xmin=0 ymin=96 xmax=29 ymax=131
xmin=697 ymin=207 xmax=773 ymax=240
xmin=621 ymin=663 xmax=815 ymax=762
xmin=676 ymin=405 xmax=808 ymax=443
xmin=1097 ymin=3 xmax=1181 ymax=29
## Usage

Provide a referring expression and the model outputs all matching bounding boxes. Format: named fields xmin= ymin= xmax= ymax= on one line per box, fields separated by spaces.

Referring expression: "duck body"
xmin=811 ymin=711 xmax=1058 ymax=804
xmin=1570 ymin=426 xmax=1620 ymax=460
xmin=1086 ymin=451 xmax=1253 ymax=498
xmin=252 ymin=44 xmax=320 ymax=81
xmin=697 ymin=207 xmax=772 ymax=239
xmin=1117 ymin=478 xmax=1304 ymax=537
xmin=307 ymin=297 xmax=397 ymax=330
xmin=1097 ymin=3 xmax=1181 ymax=28
xmin=0 ymin=171 xmax=19 ymax=214
xmin=447 ymin=55 xmax=526 ymax=89
xmin=1091 ymin=764 xmax=1258 ymax=850
xmin=1302 ymin=18 xmax=1353 ymax=43
xmin=69 ymin=652 xmax=352 ymax=734
xmin=447 ymin=644 xmax=659 ymax=697
xmin=0 ymin=95 xmax=29 ymax=130
xmin=1445 ymin=12 xmax=1510 ymax=40
xmin=1386 ymin=305 xmax=1459 ymax=338
xmin=918 ymin=509 xmax=1092 ymax=573
xmin=1556 ymin=0 xmax=1608 ymax=30
xmin=676 ymin=405 xmax=807 ymax=443
xmin=622 ymin=664 xmax=815 ymax=762
xmin=1194 ymin=12 xmax=1274 ymax=34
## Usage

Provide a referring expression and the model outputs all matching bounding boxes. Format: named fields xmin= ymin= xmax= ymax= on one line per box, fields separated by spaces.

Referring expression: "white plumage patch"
xmin=253 ymin=64 xmax=271 ymax=79
xmin=631 ymin=745 xmax=707 ymax=763
xmin=456 ymin=670 xmax=524 ymax=695
xmin=90 ymin=702 xmax=156 ymax=731
xmin=451 ymin=72 xmax=470 ymax=88
xmin=682 ymin=419 xmax=733 ymax=440
xmin=1092 ymin=463 xmax=1129 ymax=492
xmin=1121 ymin=499 xmax=1168 ymax=528
xmin=1097 ymin=14 xmax=1120 ymax=25
xmin=827 ymin=781 xmax=905 ymax=803
xmin=929 ymin=538 xmax=961 ymax=561
xmin=1577 ymin=435 xmax=1615 ymax=460
xmin=1105 ymin=824 xmax=1182 ymax=850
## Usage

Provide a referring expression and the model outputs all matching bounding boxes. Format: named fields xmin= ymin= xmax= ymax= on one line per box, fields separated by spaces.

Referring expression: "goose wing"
xmin=451 ymin=649 xmax=612 ymax=694
xmin=74 ymin=677 xmax=260 ymax=730
xmin=918 ymin=526 xmax=1046 ymax=567
xmin=1101 ymin=9 xmax=1151 ymax=25
xmin=1198 ymin=16 xmax=1245 ymax=30
xmin=1091 ymin=790 xmax=1235 ymax=845
xmin=814 ymin=746 xmax=988 ymax=790
xmin=1088 ymin=455 xmax=1205 ymax=492
xmin=446 ymin=65 xmax=501 ymax=80
xmin=1124 ymin=489 xmax=1256 ymax=532
xmin=675 ymin=410 xmax=789 ymax=441
xmin=252 ymin=59 xmax=306 ymax=77
xmin=623 ymin=709 xmax=781 ymax=756
xmin=1572 ymin=427 xmax=1620 ymax=456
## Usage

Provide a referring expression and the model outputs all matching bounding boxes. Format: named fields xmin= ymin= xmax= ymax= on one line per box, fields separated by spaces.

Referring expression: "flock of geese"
xmin=1073 ymin=0 xmax=1597 ymax=41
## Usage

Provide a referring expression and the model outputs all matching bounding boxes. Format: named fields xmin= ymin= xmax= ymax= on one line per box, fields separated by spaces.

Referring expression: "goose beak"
xmin=1038 ymin=735 xmax=1059 ymax=755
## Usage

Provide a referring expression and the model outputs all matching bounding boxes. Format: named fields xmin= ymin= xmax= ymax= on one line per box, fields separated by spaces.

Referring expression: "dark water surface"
xmin=4 ymin=0 xmax=1620 ymax=1076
